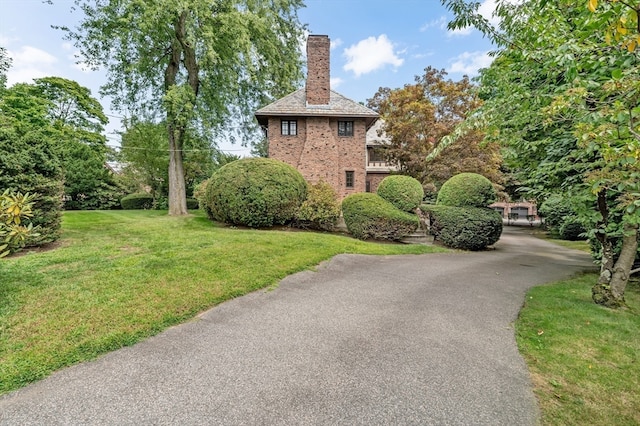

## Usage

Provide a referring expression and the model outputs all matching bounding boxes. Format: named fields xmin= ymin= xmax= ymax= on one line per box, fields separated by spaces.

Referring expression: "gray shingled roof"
xmin=255 ymin=89 xmax=378 ymax=126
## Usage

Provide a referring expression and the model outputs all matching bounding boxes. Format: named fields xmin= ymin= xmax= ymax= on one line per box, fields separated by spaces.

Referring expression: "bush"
xmin=538 ymin=194 xmax=575 ymax=235
xmin=342 ymin=193 xmax=419 ymax=240
xmin=376 ymin=175 xmax=424 ymax=212
xmin=0 ymin=190 xmax=38 ymax=257
xmin=0 ymin=128 xmax=63 ymax=246
xmin=436 ymin=173 xmax=496 ymax=208
xmin=121 ymin=193 xmax=154 ymax=210
xmin=294 ymin=181 xmax=340 ymax=231
xmin=559 ymin=217 xmax=586 ymax=241
xmin=204 ymin=158 xmax=307 ymax=228
xmin=193 ymin=179 xmax=209 ymax=215
xmin=186 ymin=197 xmax=199 ymax=210
xmin=421 ymin=204 xmax=502 ymax=251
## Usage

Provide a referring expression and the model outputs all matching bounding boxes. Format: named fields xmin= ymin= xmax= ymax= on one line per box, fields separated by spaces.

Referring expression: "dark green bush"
xmin=436 ymin=173 xmax=496 ymax=208
xmin=204 ymin=158 xmax=307 ymax=228
xmin=559 ymin=217 xmax=586 ymax=241
xmin=376 ymin=175 xmax=424 ymax=212
xmin=121 ymin=193 xmax=154 ymax=210
xmin=421 ymin=204 xmax=502 ymax=251
xmin=0 ymin=128 xmax=63 ymax=246
xmin=342 ymin=193 xmax=419 ymax=240
xmin=294 ymin=181 xmax=340 ymax=231
xmin=538 ymin=194 xmax=575 ymax=235
xmin=186 ymin=197 xmax=199 ymax=210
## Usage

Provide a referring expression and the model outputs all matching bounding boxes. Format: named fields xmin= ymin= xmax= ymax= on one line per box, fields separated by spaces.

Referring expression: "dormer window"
xmin=338 ymin=121 xmax=354 ymax=137
xmin=281 ymin=120 xmax=297 ymax=136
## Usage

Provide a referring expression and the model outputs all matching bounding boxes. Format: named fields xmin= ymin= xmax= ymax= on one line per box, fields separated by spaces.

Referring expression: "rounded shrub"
xmin=342 ymin=193 xmax=419 ymax=241
xmin=538 ymin=194 xmax=574 ymax=234
xmin=421 ymin=205 xmax=502 ymax=251
xmin=186 ymin=197 xmax=199 ymax=210
xmin=294 ymin=181 xmax=340 ymax=231
xmin=193 ymin=179 xmax=211 ymax=217
xmin=121 ymin=193 xmax=154 ymax=210
xmin=376 ymin=175 xmax=425 ymax=212
xmin=204 ymin=158 xmax=307 ymax=228
xmin=559 ymin=217 xmax=586 ymax=241
xmin=436 ymin=173 xmax=496 ymax=208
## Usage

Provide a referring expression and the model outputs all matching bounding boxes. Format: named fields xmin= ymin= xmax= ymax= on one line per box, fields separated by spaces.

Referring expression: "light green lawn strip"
xmin=0 ymin=210 xmax=446 ymax=394
xmin=516 ymin=274 xmax=640 ymax=425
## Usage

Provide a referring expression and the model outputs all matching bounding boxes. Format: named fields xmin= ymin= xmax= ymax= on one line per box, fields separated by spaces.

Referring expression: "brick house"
xmin=255 ymin=35 xmax=393 ymax=199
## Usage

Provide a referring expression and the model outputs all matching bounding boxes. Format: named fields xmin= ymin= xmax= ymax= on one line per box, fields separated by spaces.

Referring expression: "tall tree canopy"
xmin=442 ymin=0 xmax=640 ymax=307
xmin=0 ymin=47 xmax=10 ymax=90
xmin=367 ymin=67 xmax=502 ymax=187
xmin=60 ymin=0 xmax=306 ymax=215
xmin=1 ymin=77 xmax=121 ymax=211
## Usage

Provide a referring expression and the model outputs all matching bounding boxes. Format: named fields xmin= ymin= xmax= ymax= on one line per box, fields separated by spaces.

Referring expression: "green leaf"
xmin=611 ymin=69 xmax=622 ymax=79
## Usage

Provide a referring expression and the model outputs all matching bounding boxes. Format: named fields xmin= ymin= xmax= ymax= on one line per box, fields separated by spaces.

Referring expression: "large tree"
xmin=60 ymin=0 xmax=306 ymax=215
xmin=442 ymin=0 xmax=640 ymax=307
xmin=367 ymin=67 xmax=502 ymax=187
xmin=119 ymin=120 xmax=218 ymax=199
xmin=0 ymin=47 xmax=10 ymax=90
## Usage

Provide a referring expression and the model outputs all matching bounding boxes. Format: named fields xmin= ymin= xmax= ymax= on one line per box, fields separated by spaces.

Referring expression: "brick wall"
xmin=366 ymin=172 xmax=389 ymax=193
xmin=306 ymin=35 xmax=330 ymax=106
xmin=268 ymin=116 xmax=367 ymax=200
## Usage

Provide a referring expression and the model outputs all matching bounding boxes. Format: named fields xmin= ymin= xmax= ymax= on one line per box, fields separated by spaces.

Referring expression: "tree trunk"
xmin=167 ymin=125 xmax=187 ymax=215
xmin=592 ymin=223 xmax=638 ymax=308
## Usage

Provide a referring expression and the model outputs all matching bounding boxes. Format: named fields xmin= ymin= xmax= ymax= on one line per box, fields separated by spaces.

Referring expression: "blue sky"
xmin=1 ymin=0 xmax=497 ymax=155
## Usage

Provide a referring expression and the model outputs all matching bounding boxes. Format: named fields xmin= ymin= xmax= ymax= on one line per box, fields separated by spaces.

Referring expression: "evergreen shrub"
xmin=121 ymin=193 xmax=154 ymax=210
xmin=294 ymin=181 xmax=340 ymax=231
xmin=186 ymin=197 xmax=199 ymax=210
xmin=559 ymin=217 xmax=586 ymax=241
xmin=342 ymin=193 xmax=419 ymax=240
xmin=436 ymin=172 xmax=496 ymax=208
xmin=377 ymin=175 xmax=424 ymax=212
xmin=204 ymin=158 xmax=307 ymax=228
xmin=0 ymin=129 xmax=63 ymax=246
xmin=422 ymin=204 xmax=502 ymax=251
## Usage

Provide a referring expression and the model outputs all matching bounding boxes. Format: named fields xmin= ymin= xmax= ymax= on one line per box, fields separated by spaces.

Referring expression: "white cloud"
xmin=330 ymin=38 xmax=343 ymax=50
xmin=448 ymin=51 xmax=493 ymax=76
xmin=6 ymin=45 xmax=58 ymax=86
xmin=343 ymin=34 xmax=404 ymax=77
xmin=330 ymin=77 xmax=344 ymax=89
xmin=420 ymin=16 xmax=447 ymax=32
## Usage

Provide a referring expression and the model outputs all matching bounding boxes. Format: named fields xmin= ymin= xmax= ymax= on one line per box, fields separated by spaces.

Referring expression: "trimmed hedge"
xmin=377 ymin=175 xmax=424 ymax=212
xmin=186 ymin=197 xmax=199 ymax=210
xmin=421 ymin=204 xmax=502 ymax=251
xmin=436 ymin=172 xmax=496 ymax=208
xmin=121 ymin=193 xmax=154 ymax=210
xmin=559 ymin=217 xmax=586 ymax=241
xmin=342 ymin=193 xmax=419 ymax=240
xmin=294 ymin=181 xmax=340 ymax=231
xmin=204 ymin=158 xmax=307 ymax=228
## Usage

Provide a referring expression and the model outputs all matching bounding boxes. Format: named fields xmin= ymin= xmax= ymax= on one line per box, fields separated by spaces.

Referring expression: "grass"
xmin=531 ymin=229 xmax=591 ymax=252
xmin=0 ymin=210 xmax=446 ymax=395
xmin=516 ymin=273 xmax=640 ymax=425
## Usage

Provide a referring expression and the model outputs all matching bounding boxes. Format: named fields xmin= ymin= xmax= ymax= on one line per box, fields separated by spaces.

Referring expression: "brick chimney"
xmin=306 ymin=35 xmax=330 ymax=106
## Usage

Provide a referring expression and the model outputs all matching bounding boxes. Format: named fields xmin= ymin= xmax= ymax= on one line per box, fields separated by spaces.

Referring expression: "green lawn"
xmin=516 ymin=274 xmax=640 ymax=425
xmin=0 ymin=210 xmax=445 ymax=395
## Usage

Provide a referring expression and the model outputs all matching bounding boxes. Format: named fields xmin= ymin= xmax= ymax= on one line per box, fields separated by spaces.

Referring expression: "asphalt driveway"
xmin=0 ymin=227 xmax=594 ymax=425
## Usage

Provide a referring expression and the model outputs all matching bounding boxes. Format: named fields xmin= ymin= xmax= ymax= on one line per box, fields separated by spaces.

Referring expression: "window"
xmin=281 ymin=120 xmax=297 ymax=136
xmin=338 ymin=121 xmax=354 ymax=136
xmin=345 ymin=171 xmax=355 ymax=188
